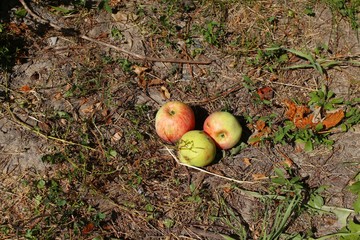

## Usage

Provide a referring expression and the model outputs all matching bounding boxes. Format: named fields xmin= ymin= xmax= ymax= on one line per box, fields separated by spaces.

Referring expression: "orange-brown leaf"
xmin=19 ymin=85 xmax=32 ymax=92
xmin=257 ymin=86 xmax=274 ymax=100
xmin=252 ymin=173 xmax=267 ymax=180
xmin=242 ymin=157 xmax=252 ymax=167
xmin=294 ymin=114 xmax=315 ymax=129
xmin=82 ymin=223 xmax=95 ymax=235
xmin=255 ymin=120 xmax=266 ymax=131
xmin=322 ymin=109 xmax=344 ymax=130
xmin=284 ymin=99 xmax=297 ymax=120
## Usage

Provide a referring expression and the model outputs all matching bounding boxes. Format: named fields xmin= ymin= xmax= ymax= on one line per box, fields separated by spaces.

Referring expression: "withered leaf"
xmin=242 ymin=157 xmax=252 ymax=167
xmin=161 ymin=86 xmax=171 ymax=99
xmin=257 ymin=86 xmax=274 ymax=100
xmin=19 ymin=85 xmax=32 ymax=92
xmin=132 ymin=65 xmax=149 ymax=76
xmin=252 ymin=173 xmax=268 ymax=180
xmin=322 ymin=109 xmax=344 ymax=130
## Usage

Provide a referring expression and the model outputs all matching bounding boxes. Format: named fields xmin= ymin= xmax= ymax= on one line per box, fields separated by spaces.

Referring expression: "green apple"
xmin=203 ymin=111 xmax=242 ymax=149
xmin=177 ymin=130 xmax=217 ymax=167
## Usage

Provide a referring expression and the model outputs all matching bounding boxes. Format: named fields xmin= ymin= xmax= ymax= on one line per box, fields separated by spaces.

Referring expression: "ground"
xmin=0 ymin=0 xmax=360 ymax=239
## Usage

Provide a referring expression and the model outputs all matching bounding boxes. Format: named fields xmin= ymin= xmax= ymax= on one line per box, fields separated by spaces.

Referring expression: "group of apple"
xmin=155 ymin=101 xmax=242 ymax=167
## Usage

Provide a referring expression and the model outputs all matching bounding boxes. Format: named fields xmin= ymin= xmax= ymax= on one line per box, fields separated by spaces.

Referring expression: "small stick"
xmin=5 ymin=104 xmax=98 ymax=152
xmin=165 ymin=146 xmax=261 ymax=185
xmin=19 ymin=0 xmax=213 ymax=65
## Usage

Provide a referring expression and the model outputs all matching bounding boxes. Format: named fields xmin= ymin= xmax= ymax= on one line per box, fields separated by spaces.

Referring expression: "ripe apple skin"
xmin=177 ymin=130 xmax=216 ymax=167
xmin=203 ymin=111 xmax=242 ymax=150
xmin=155 ymin=101 xmax=195 ymax=144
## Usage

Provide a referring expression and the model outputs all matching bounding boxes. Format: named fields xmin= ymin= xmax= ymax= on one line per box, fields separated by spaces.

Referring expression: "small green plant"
xmin=323 ymin=0 xmax=359 ymax=30
xmin=308 ymin=84 xmax=344 ymax=111
xmin=201 ymin=21 xmax=225 ymax=47
xmin=111 ymin=27 xmax=124 ymax=40
xmin=186 ymin=182 xmax=201 ymax=203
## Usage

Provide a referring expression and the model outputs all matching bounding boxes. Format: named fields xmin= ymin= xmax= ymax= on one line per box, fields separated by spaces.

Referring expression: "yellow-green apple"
xmin=155 ymin=101 xmax=195 ymax=143
xmin=203 ymin=111 xmax=242 ymax=149
xmin=177 ymin=130 xmax=216 ymax=167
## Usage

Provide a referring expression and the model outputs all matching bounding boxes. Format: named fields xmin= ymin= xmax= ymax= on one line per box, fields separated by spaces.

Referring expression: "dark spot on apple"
xmin=220 ymin=133 xmax=226 ymax=138
xmin=169 ymin=110 xmax=176 ymax=115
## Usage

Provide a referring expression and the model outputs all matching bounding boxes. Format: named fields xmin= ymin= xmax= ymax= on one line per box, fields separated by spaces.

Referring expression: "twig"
xmin=4 ymin=104 xmax=98 ymax=152
xmin=165 ymin=146 xmax=261 ymax=185
xmin=19 ymin=0 xmax=213 ymax=65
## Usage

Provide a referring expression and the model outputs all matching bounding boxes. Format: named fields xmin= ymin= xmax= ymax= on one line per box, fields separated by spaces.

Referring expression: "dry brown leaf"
xmin=322 ymin=109 xmax=345 ymax=130
xmin=19 ymin=85 xmax=32 ymax=92
xmin=281 ymin=158 xmax=294 ymax=168
xmin=242 ymin=158 xmax=252 ymax=167
xmin=284 ymin=99 xmax=297 ymax=120
xmin=255 ymin=120 xmax=266 ymax=131
xmin=294 ymin=114 xmax=315 ymax=129
xmin=111 ymin=131 xmax=123 ymax=142
xmin=148 ymin=78 xmax=164 ymax=86
xmin=81 ymin=222 xmax=95 ymax=235
xmin=138 ymin=77 xmax=146 ymax=89
xmin=132 ymin=65 xmax=149 ymax=76
xmin=257 ymin=86 xmax=274 ymax=100
xmin=252 ymin=173 xmax=267 ymax=180
xmin=248 ymin=126 xmax=271 ymax=145
xmin=284 ymin=99 xmax=316 ymax=129
xmin=161 ymin=86 xmax=171 ymax=99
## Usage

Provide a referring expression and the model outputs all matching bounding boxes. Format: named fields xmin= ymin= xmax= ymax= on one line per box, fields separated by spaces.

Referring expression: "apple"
xmin=155 ymin=101 xmax=195 ymax=143
xmin=203 ymin=111 xmax=242 ymax=149
xmin=177 ymin=130 xmax=216 ymax=167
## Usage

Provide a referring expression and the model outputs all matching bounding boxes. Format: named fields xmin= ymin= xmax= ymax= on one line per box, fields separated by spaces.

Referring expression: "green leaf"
xmin=308 ymin=194 xmax=324 ymax=209
xmin=15 ymin=8 xmax=27 ymax=17
xmin=327 ymin=90 xmax=335 ymax=99
xmin=348 ymin=181 xmax=360 ymax=194
xmin=353 ymin=196 xmax=360 ymax=214
xmin=37 ymin=179 xmax=46 ymax=189
xmin=321 ymin=205 xmax=354 ymax=228
xmin=304 ymin=140 xmax=313 ymax=152
xmin=274 ymin=168 xmax=285 ymax=179
xmin=50 ymin=6 xmax=74 ymax=14
xmin=315 ymin=123 xmax=324 ymax=131
xmin=330 ymin=97 xmax=344 ymax=104
xmin=348 ymin=219 xmax=360 ymax=233
xmin=285 ymin=48 xmax=315 ymax=63
xmin=163 ymin=218 xmax=174 ymax=228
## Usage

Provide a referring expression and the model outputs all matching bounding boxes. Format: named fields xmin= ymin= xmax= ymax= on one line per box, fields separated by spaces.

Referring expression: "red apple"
xmin=203 ymin=111 xmax=242 ymax=149
xmin=155 ymin=101 xmax=195 ymax=143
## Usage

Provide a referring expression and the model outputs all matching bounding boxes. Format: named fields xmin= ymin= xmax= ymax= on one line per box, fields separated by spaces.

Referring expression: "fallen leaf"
xmin=281 ymin=158 xmax=294 ymax=168
xmin=294 ymin=113 xmax=315 ymax=129
xmin=111 ymin=131 xmax=123 ymax=142
xmin=284 ymin=99 xmax=316 ymax=129
xmin=81 ymin=222 xmax=95 ymax=235
xmin=322 ymin=109 xmax=344 ymax=130
xmin=252 ymin=173 xmax=267 ymax=180
xmin=223 ymin=186 xmax=232 ymax=193
xmin=161 ymin=86 xmax=171 ymax=99
xmin=242 ymin=157 xmax=252 ymax=167
xmin=132 ymin=65 xmax=149 ymax=76
xmin=255 ymin=119 xmax=266 ymax=131
xmin=148 ymin=78 xmax=164 ymax=86
xmin=284 ymin=99 xmax=297 ymax=120
xmin=138 ymin=77 xmax=147 ymax=89
xmin=248 ymin=127 xmax=271 ymax=145
xmin=19 ymin=85 xmax=32 ymax=92
xmin=257 ymin=86 xmax=274 ymax=100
